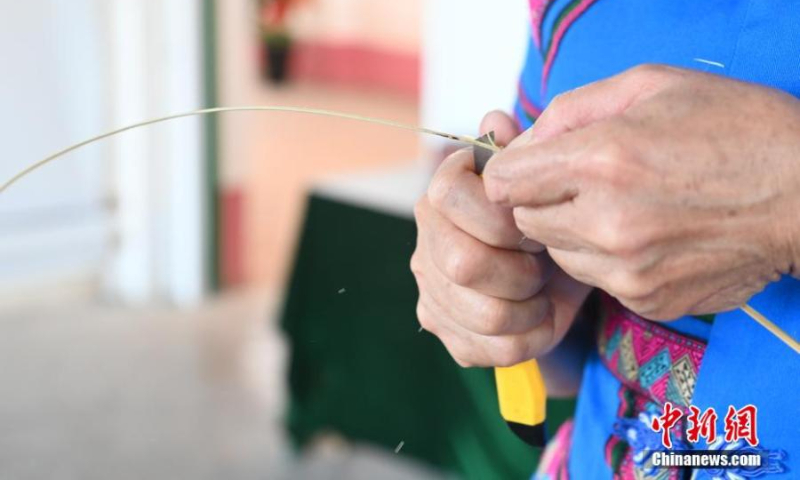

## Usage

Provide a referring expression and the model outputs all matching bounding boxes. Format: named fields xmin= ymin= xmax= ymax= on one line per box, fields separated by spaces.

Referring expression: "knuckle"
xmin=427 ymin=171 xmax=457 ymax=211
xmin=415 ymin=301 xmax=427 ymax=323
xmin=441 ymin=338 xmax=476 ymax=368
xmin=537 ymin=93 xmax=571 ymax=126
xmin=493 ymin=337 xmax=529 ymax=368
xmin=479 ymin=299 xmax=513 ymax=336
xmin=630 ymin=63 xmax=664 ymax=76
xmin=547 ymin=91 xmax=571 ymax=113
xmin=608 ymin=268 xmax=656 ymax=301
xmin=620 ymin=295 xmax=674 ymax=321
xmin=626 ymin=64 xmax=681 ymax=93
xmin=415 ymin=302 xmax=437 ymax=334
xmin=443 ymin=243 xmax=482 ymax=286
xmin=628 ymin=63 xmax=670 ymax=81
xmin=592 ymin=137 xmax=632 ymax=178
xmin=595 ymin=206 xmax=658 ymax=257
xmin=453 ymin=358 xmax=475 ymax=368
xmin=409 ymin=251 xmax=422 ymax=275
xmin=595 ymin=211 xmax=641 ymax=255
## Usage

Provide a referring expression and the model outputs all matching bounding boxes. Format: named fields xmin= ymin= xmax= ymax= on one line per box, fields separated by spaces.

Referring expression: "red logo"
xmin=686 ymin=406 xmax=718 ymax=444
xmin=652 ymin=403 xmax=759 ymax=448
xmin=724 ymin=404 xmax=759 ymax=447
xmin=651 ymin=402 xmax=683 ymax=449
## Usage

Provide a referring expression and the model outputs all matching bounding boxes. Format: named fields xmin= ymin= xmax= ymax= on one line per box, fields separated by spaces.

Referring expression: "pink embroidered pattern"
xmin=540 ymin=0 xmax=601 ymax=96
xmin=518 ymin=81 xmax=544 ymax=122
xmin=529 ymin=0 xmax=553 ymax=49
xmin=598 ymin=295 xmax=709 ymax=479
xmin=534 ymin=420 xmax=574 ymax=480
xmin=598 ymin=295 xmax=706 ymax=410
xmin=528 ymin=0 xmax=602 ymax=97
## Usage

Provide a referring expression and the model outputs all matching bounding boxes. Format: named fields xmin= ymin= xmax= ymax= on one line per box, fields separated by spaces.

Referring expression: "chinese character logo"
xmin=651 ymin=403 xmax=759 ymax=448
xmin=651 ymin=402 xmax=682 ymax=449
xmin=724 ymin=404 xmax=759 ymax=447
xmin=686 ymin=405 xmax=718 ymax=444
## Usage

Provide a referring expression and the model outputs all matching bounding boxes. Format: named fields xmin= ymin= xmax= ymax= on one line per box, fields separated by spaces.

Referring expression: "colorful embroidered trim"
xmin=598 ymin=295 xmax=707 ymax=410
xmin=541 ymin=0 xmax=600 ymax=95
xmin=518 ymin=81 xmax=544 ymax=124
xmin=598 ymin=295 xmax=706 ymax=479
xmin=534 ymin=420 xmax=573 ymax=480
xmin=611 ymin=406 xmax=688 ymax=479
xmin=529 ymin=0 xmax=602 ymax=97
xmin=529 ymin=0 xmax=554 ymax=49
xmin=694 ymin=439 xmax=788 ymax=478
xmin=599 ymin=298 xmax=788 ymax=478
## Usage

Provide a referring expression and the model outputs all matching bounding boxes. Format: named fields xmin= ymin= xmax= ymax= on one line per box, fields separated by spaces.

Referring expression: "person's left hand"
xmin=484 ymin=65 xmax=800 ymax=320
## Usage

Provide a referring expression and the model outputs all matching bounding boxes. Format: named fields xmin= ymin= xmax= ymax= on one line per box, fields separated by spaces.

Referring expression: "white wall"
xmin=422 ymin=0 xmax=530 ymax=146
xmin=0 ymin=1 xmax=112 ymax=300
xmin=106 ymin=0 xmax=207 ymax=305
xmin=0 ymin=0 xmax=207 ymax=306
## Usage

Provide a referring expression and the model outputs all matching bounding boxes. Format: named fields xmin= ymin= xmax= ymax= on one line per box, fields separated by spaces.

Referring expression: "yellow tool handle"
xmin=473 ymin=134 xmax=547 ymax=445
xmin=495 ymin=359 xmax=547 ymax=427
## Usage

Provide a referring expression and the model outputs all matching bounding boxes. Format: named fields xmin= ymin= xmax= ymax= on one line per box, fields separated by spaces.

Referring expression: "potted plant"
xmin=259 ymin=0 xmax=297 ymax=83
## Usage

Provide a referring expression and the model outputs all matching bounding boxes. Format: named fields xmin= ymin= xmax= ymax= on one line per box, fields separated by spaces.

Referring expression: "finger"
xmin=512 ymin=203 xmax=597 ymax=253
xmin=546 ymin=248 xmax=674 ymax=321
xmin=547 ymin=248 xmax=622 ymax=296
xmin=416 ymin=294 xmax=472 ymax=367
xmin=483 ymin=125 xmax=598 ymax=208
xmin=484 ymin=66 xmax=680 ymax=208
xmin=419 ymin=198 xmax=553 ymax=300
xmin=418 ymin=287 xmax=557 ymax=368
xmin=421 ymin=244 xmax=552 ymax=335
xmin=480 ymin=110 xmax=520 ymax=147
xmin=546 ymin=248 xmax=662 ymax=319
xmin=530 ymin=64 xmax=678 ymax=141
xmin=428 ymin=152 xmax=544 ymax=252
xmin=541 ymin=269 xmax=595 ymax=324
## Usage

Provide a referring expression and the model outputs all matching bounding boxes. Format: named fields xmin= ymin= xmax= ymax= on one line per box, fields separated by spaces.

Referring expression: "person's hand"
xmin=484 ymin=65 xmax=800 ymax=320
xmin=411 ymin=111 xmax=593 ymax=368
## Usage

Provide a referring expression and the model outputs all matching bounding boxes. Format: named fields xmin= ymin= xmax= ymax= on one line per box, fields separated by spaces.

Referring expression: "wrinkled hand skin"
xmin=411 ymin=111 xmax=592 ymax=370
xmin=484 ymin=64 xmax=800 ymax=320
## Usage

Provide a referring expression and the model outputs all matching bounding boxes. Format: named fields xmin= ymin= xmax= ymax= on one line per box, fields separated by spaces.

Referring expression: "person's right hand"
xmin=411 ymin=111 xmax=593 ymax=368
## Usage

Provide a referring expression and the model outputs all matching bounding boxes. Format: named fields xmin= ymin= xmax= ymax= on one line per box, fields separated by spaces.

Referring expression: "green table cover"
xmin=280 ymin=193 xmax=575 ymax=479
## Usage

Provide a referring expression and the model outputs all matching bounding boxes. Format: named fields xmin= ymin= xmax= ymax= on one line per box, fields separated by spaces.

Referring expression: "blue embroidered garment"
xmin=516 ymin=0 xmax=800 ymax=478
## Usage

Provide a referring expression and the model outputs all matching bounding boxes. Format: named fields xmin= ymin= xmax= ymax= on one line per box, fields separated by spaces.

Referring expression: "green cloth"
xmin=281 ymin=194 xmax=575 ymax=479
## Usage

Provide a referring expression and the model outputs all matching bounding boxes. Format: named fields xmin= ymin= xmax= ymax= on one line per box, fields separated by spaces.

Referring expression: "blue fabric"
xmin=692 ymin=278 xmax=800 ymax=476
xmin=516 ymin=0 xmax=800 ymax=478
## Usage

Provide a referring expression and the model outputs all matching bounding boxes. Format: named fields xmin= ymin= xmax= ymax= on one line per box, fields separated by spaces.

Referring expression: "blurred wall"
xmin=290 ymin=0 xmax=421 ymax=95
xmin=0 ymin=2 xmax=112 ymax=302
xmin=215 ymin=0 xmax=423 ymax=289
xmin=0 ymin=1 xmax=207 ymax=306
xmin=289 ymin=0 xmax=422 ymax=54
xmin=106 ymin=0 xmax=207 ymax=305
xmin=215 ymin=0 xmax=422 ymax=191
xmin=422 ymin=0 xmax=530 ymax=146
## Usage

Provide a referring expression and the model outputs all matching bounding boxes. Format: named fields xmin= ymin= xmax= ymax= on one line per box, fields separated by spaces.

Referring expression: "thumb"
xmin=479 ymin=110 xmax=520 ymax=147
xmin=530 ymin=64 xmax=678 ymax=141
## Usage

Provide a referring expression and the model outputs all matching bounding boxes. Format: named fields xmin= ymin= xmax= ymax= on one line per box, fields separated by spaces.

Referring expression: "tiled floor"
xmin=0 ymin=291 xmax=444 ymax=480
